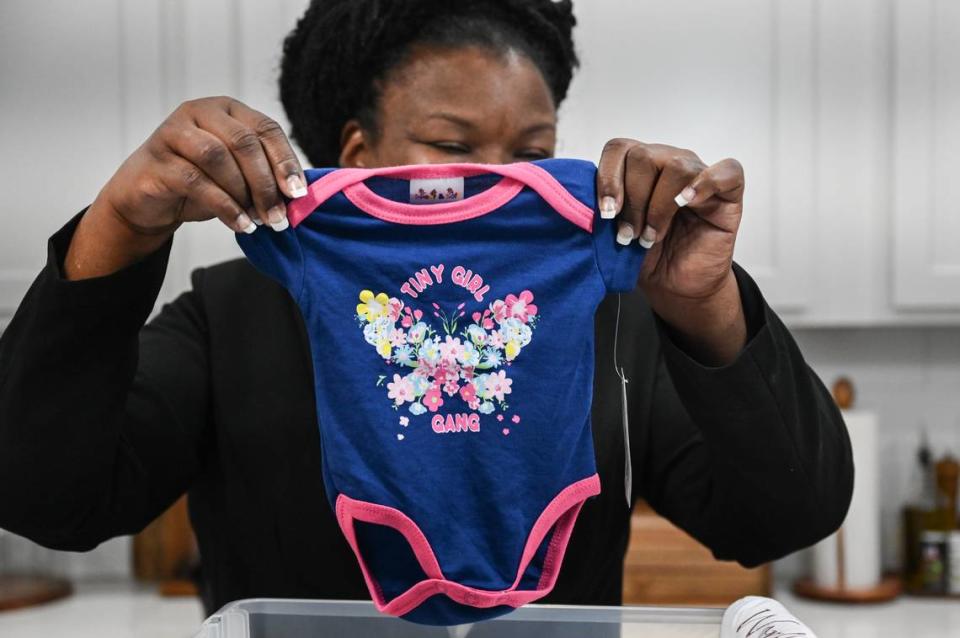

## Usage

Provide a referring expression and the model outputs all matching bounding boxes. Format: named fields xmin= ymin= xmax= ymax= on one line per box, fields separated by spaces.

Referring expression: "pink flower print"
xmin=461 ymin=366 xmax=475 ymax=380
xmin=489 ymin=331 xmax=505 ymax=349
xmin=505 ymin=290 xmax=537 ymax=323
xmin=387 ymin=297 xmax=403 ymax=322
xmin=478 ymin=308 xmax=494 ymax=330
xmin=443 ymin=378 xmax=460 ymax=397
xmin=511 ymin=414 xmax=520 ymax=424
xmin=496 ymin=414 xmax=504 ymax=422
xmin=389 ymin=329 xmax=407 ymax=347
xmin=488 ymin=370 xmax=513 ymax=401
xmin=423 ymin=386 xmax=444 ymax=412
xmin=400 ymin=307 xmax=423 ymax=328
xmin=386 ymin=374 xmax=414 ymax=405
xmin=490 ymin=299 xmax=507 ymax=324
xmin=439 ymin=335 xmax=463 ymax=363
xmin=459 ymin=382 xmax=477 ymax=404
xmin=468 ymin=398 xmax=480 ymax=410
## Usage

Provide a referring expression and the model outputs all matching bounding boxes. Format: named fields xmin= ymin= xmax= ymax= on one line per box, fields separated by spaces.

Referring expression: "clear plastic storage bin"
xmin=193 ymin=599 xmax=724 ymax=638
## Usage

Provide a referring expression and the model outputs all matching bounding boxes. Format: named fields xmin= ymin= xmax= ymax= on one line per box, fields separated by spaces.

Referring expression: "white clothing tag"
xmin=409 ymin=177 xmax=464 ymax=204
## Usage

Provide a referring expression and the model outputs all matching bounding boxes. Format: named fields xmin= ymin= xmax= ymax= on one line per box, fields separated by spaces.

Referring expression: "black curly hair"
xmin=279 ymin=0 xmax=579 ymax=167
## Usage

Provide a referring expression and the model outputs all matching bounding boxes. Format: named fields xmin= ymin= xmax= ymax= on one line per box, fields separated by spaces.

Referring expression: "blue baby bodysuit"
xmin=236 ymin=158 xmax=645 ymax=625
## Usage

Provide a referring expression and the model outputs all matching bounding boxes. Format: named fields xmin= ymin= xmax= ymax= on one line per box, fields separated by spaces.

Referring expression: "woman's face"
xmin=338 ymin=45 xmax=558 ymax=168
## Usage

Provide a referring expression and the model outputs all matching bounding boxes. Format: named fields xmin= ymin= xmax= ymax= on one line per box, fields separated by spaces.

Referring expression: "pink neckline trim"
xmin=335 ymin=473 xmax=600 ymax=617
xmin=286 ymin=162 xmax=593 ymax=231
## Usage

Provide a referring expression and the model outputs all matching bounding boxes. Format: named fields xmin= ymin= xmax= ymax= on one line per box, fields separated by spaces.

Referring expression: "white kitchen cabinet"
xmin=561 ymin=0 xmax=817 ymax=314
xmin=891 ymin=0 xmax=960 ymax=311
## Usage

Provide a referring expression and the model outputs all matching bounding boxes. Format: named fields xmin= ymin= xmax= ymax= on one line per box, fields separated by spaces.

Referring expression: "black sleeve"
xmin=636 ymin=263 xmax=854 ymax=567
xmin=0 ymin=210 xmax=210 ymax=551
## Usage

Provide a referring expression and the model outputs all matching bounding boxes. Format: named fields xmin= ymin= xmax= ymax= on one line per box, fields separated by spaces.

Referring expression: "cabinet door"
xmin=560 ymin=0 xmax=817 ymax=312
xmin=892 ymin=0 xmax=960 ymax=309
xmin=0 ymin=1 xmax=127 ymax=324
xmin=123 ymin=0 xmax=310 ymax=305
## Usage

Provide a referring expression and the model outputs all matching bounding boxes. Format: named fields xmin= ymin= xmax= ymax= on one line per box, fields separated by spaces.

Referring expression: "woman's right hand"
xmin=66 ymin=96 xmax=308 ymax=279
xmin=97 ymin=96 xmax=307 ymax=234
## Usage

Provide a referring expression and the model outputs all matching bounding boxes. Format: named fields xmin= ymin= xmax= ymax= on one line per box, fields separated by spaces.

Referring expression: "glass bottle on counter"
xmin=903 ymin=430 xmax=959 ymax=594
xmin=936 ymin=452 xmax=960 ymax=596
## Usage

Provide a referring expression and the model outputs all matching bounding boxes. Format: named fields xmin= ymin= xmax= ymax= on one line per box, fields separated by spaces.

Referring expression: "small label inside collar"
xmin=409 ymin=177 xmax=464 ymax=204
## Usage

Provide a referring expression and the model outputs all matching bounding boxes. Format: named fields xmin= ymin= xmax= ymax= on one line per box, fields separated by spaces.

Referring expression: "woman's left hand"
xmin=596 ymin=139 xmax=748 ymax=365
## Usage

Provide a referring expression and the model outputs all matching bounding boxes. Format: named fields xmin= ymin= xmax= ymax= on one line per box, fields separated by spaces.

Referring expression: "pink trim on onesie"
xmin=286 ymin=162 xmax=594 ymax=231
xmin=334 ymin=473 xmax=601 ymax=616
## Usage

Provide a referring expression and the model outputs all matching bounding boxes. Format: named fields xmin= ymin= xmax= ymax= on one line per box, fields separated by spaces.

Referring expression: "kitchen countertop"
xmin=774 ymin=588 xmax=960 ymax=638
xmin=0 ymin=581 xmax=956 ymax=638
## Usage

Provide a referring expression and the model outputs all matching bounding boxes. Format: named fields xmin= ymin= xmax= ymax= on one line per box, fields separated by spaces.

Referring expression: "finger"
xmin=165 ymin=125 xmax=253 ymax=216
xmin=643 ymin=153 xmax=706 ymax=248
xmin=620 ymin=144 xmax=660 ymax=245
xmin=676 ymin=157 xmax=745 ymax=208
xmin=596 ymin=138 xmax=635 ymax=220
xmin=157 ymin=155 xmax=256 ymax=234
xmin=228 ymin=100 xmax=308 ymax=200
xmin=195 ymin=106 xmax=288 ymax=231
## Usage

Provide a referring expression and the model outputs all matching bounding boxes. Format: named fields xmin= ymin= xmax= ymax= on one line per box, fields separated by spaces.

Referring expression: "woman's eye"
xmin=429 ymin=142 xmax=470 ymax=154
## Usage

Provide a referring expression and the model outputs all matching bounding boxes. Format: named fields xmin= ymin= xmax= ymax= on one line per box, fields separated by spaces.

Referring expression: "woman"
xmin=0 ymin=0 xmax=852 ymax=616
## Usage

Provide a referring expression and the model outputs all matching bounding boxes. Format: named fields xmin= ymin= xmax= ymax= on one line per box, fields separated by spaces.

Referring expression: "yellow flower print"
xmin=357 ymin=290 xmax=390 ymax=322
xmin=505 ymin=340 xmax=520 ymax=361
xmin=376 ymin=338 xmax=392 ymax=359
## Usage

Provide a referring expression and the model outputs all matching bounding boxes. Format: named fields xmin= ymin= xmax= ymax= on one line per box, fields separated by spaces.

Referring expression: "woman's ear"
xmin=338 ymin=119 xmax=370 ymax=168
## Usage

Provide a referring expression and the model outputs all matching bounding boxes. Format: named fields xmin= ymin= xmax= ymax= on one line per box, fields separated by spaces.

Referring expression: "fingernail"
xmin=266 ymin=205 xmax=285 ymax=225
xmin=675 ymin=186 xmax=696 ymax=208
xmin=269 ymin=216 xmax=289 ymax=232
xmin=600 ymin=196 xmax=618 ymax=219
xmin=616 ymin=222 xmax=634 ymax=245
xmin=638 ymin=225 xmax=657 ymax=249
xmin=252 ymin=218 xmax=263 ymax=226
xmin=287 ymin=174 xmax=307 ymax=198
xmin=237 ymin=213 xmax=256 ymax=234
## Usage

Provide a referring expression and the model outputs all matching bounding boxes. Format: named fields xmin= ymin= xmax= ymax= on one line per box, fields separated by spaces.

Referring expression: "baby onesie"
xmin=236 ymin=158 xmax=645 ymax=625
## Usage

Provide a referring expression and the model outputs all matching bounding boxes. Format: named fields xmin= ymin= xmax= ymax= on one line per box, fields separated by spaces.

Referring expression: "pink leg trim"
xmin=335 ymin=474 xmax=601 ymax=617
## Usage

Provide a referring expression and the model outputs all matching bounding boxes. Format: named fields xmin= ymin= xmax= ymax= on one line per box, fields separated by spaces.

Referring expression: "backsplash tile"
xmin=775 ymin=327 xmax=960 ymax=583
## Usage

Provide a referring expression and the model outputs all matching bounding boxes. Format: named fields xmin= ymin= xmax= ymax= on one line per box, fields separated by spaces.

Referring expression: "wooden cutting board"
xmin=623 ymin=501 xmax=771 ymax=606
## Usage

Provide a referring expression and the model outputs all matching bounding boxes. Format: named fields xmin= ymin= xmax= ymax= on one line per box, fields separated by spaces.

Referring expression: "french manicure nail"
xmin=266 ymin=205 xmax=285 ymax=225
xmin=252 ymin=218 xmax=263 ymax=226
xmin=236 ymin=213 xmax=256 ymax=234
xmin=269 ymin=216 xmax=290 ymax=232
xmin=287 ymin=174 xmax=307 ymax=198
xmin=674 ymin=186 xmax=696 ymax=208
xmin=638 ymin=225 xmax=657 ymax=249
xmin=600 ymin=196 xmax=618 ymax=219
xmin=616 ymin=223 xmax=634 ymax=245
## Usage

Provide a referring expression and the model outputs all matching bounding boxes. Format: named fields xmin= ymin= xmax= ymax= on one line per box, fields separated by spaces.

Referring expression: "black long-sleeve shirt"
xmin=0 ymin=211 xmax=853 ymax=615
